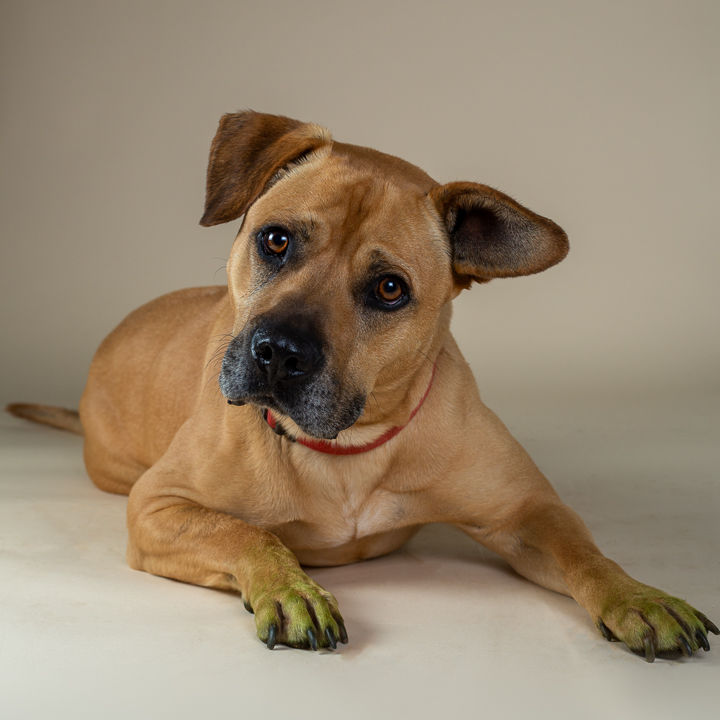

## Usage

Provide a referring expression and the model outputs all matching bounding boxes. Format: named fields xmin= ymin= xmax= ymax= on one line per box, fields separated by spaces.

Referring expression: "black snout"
xmin=250 ymin=324 xmax=322 ymax=388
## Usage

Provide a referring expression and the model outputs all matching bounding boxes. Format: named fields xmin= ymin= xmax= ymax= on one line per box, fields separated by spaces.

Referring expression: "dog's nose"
xmin=250 ymin=325 xmax=322 ymax=387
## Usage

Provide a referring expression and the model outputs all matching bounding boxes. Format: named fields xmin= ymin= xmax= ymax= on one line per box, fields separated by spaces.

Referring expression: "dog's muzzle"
xmin=219 ymin=320 xmax=365 ymax=439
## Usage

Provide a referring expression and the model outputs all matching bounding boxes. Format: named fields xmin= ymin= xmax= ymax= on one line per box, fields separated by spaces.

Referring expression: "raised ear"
xmin=199 ymin=111 xmax=332 ymax=227
xmin=429 ymin=181 xmax=569 ymax=283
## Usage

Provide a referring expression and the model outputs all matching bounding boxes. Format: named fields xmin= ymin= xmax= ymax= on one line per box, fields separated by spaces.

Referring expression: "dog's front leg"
xmin=443 ymin=399 xmax=717 ymax=661
xmin=457 ymin=494 xmax=717 ymax=661
xmin=126 ymin=462 xmax=346 ymax=650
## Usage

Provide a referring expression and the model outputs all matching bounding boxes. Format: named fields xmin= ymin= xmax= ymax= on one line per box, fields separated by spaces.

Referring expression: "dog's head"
xmin=202 ymin=112 xmax=568 ymax=440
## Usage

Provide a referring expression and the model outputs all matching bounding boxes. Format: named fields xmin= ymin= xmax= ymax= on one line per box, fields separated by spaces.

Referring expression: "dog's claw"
xmin=678 ymin=636 xmax=693 ymax=658
xmin=338 ymin=621 xmax=348 ymax=644
xmin=325 ymin=627 xmax=337 ymax=650
xmin=697 ymin=630 xmax=710 ymax=652
xmin=243 ymin=599 xmax=254 ymax=614
xmin=598 ymin=620 xmax=614 ymax=642
xmin=266 ymin=624 xmax=278 ymax=650
xmin=702 ymin=617 xmax=720 ymax=636
xmin=642 ymin=636 xmax=655 ymax=663
xmin=307 ymin=628 xmax=317 ymax=651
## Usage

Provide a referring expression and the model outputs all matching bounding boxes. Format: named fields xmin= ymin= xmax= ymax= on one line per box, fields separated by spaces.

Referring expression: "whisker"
xmin=416 ymin=346 xmax=446 ymax=381
xmin=206 ymin=332 xmax=234 ymax=345
xmin=213 ymin=264 xmax=228 ymax=284
xmin=204 ymin=372 xmax=222 ymax=395
xmin=213 ymin=383 xmax=225 ymax=406
xmin=204 ymin=333 xmax=233 ymax=361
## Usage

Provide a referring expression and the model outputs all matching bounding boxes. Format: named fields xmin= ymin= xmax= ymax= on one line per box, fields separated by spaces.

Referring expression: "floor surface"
xmin=1 ymin=388 xmax=718 ymax=719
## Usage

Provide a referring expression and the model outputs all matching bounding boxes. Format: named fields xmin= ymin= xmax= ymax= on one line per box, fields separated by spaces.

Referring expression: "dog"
xmin=8 ymin=111 xmax=717 ymax=660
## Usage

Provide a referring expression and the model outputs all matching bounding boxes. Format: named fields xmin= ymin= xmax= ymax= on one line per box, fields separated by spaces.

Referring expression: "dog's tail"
xmin=6 ymin=403 xmax=84 ymax=436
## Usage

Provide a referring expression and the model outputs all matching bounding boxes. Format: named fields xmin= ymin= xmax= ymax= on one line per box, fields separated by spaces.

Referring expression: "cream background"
xmin=2 ymin=0 xmax=719 ymax=406
xmin=1 ymin=1 xmax=719 ymax=718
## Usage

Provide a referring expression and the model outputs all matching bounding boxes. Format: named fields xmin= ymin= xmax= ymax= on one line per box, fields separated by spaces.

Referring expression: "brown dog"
xmin=9 ymin=111 xmax=717 ymax=659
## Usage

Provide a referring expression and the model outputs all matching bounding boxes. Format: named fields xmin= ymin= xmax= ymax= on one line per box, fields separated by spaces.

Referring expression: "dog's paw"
xmin=595 ymin=584 xmax=718 ymax=662
xmin=248 ymin=571 xmax=347 ymax=651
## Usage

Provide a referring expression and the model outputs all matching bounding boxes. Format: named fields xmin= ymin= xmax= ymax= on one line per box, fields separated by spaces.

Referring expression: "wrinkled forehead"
xmin=243 ymin=151 xmax=449 ymax=269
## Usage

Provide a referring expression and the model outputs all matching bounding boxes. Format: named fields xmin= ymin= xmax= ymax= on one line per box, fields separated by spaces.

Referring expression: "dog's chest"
xmin=308 ymin=476 xmax=409 ymax=546
xmin=264 ymin=460 xmax=416 ymax=549
xmin=283 ymin=481 xmax=417 ymax=566
xmin=336 ymin=485 xmax=404 ymax=541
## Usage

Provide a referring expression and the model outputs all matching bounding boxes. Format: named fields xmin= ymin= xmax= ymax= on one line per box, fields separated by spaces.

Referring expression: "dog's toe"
xmin=597 ymin=585 xmax=716 ymax=661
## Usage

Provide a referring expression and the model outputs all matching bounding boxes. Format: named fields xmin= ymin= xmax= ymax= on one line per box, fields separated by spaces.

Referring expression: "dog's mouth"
xmin=223 ymin=387 xmax=365 ymax=441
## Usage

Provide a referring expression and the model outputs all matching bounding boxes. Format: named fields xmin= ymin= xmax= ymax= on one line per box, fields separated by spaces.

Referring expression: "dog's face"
xmin=219 ymin=149 xmax=453 ymax=439
xmin=201 ymin=112 xmax=569 ymax=439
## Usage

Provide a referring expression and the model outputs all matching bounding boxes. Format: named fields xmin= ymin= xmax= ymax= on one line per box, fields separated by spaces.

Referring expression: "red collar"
xmin=264 ymin=362 xmax=437 ymax=456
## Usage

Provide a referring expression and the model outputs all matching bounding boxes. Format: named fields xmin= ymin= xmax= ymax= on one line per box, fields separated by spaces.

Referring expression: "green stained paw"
xmin=251 ymin=570 xmax=346 ymax=651
xmin=596 ymin=583 xmax=717 ymax=662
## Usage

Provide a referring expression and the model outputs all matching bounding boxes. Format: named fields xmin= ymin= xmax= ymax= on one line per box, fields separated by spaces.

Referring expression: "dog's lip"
xmin=226 ymin=394 xmax=279 ymax=411
xmin=226 ymin=394 xmax=343 ymax=440
xmin=223 ymin=390 xmax=356 ymax=440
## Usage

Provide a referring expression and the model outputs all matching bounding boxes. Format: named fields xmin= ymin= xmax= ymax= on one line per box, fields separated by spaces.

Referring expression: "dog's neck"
xmin=264 ymin=359 xmax=438 ymax=455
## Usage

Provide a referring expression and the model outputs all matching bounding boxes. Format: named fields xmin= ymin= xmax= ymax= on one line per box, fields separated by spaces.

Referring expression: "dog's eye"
xmin=375 ymin=277 xmax=404 ymax=305
xmin=260 ymin=227 xmax=290 ymax=256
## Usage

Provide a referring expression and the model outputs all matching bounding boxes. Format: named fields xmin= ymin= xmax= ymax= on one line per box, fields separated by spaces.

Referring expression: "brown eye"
xmin=261 ymin=228 xmax=290 ymax=255
xmin=375 ymin=277 xmax=404 ymax=303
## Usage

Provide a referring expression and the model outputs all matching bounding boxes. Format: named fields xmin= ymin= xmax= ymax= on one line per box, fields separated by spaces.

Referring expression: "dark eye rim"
xmin=366 ymin=275 xmax=410 ymax=311
xmin=257 ymin=226 xmax=292 ymax=258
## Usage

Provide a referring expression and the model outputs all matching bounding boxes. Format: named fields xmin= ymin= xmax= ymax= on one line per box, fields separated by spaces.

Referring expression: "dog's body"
xmin=10 ymin=112 xmax=716 ymax=658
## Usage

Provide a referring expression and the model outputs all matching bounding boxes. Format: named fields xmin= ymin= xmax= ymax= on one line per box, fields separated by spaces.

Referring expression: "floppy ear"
xmin=429 ymin=181 xmax=569 ymax=284
xmin=199 ymin=111 xmax=333 ymax=227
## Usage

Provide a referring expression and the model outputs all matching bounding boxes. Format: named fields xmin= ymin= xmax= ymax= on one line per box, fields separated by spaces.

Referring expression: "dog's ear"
xmin=430 ymin=182 xmax=569 ymax=285
xmin=200 ymin=111 xmax=332 ymax=227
